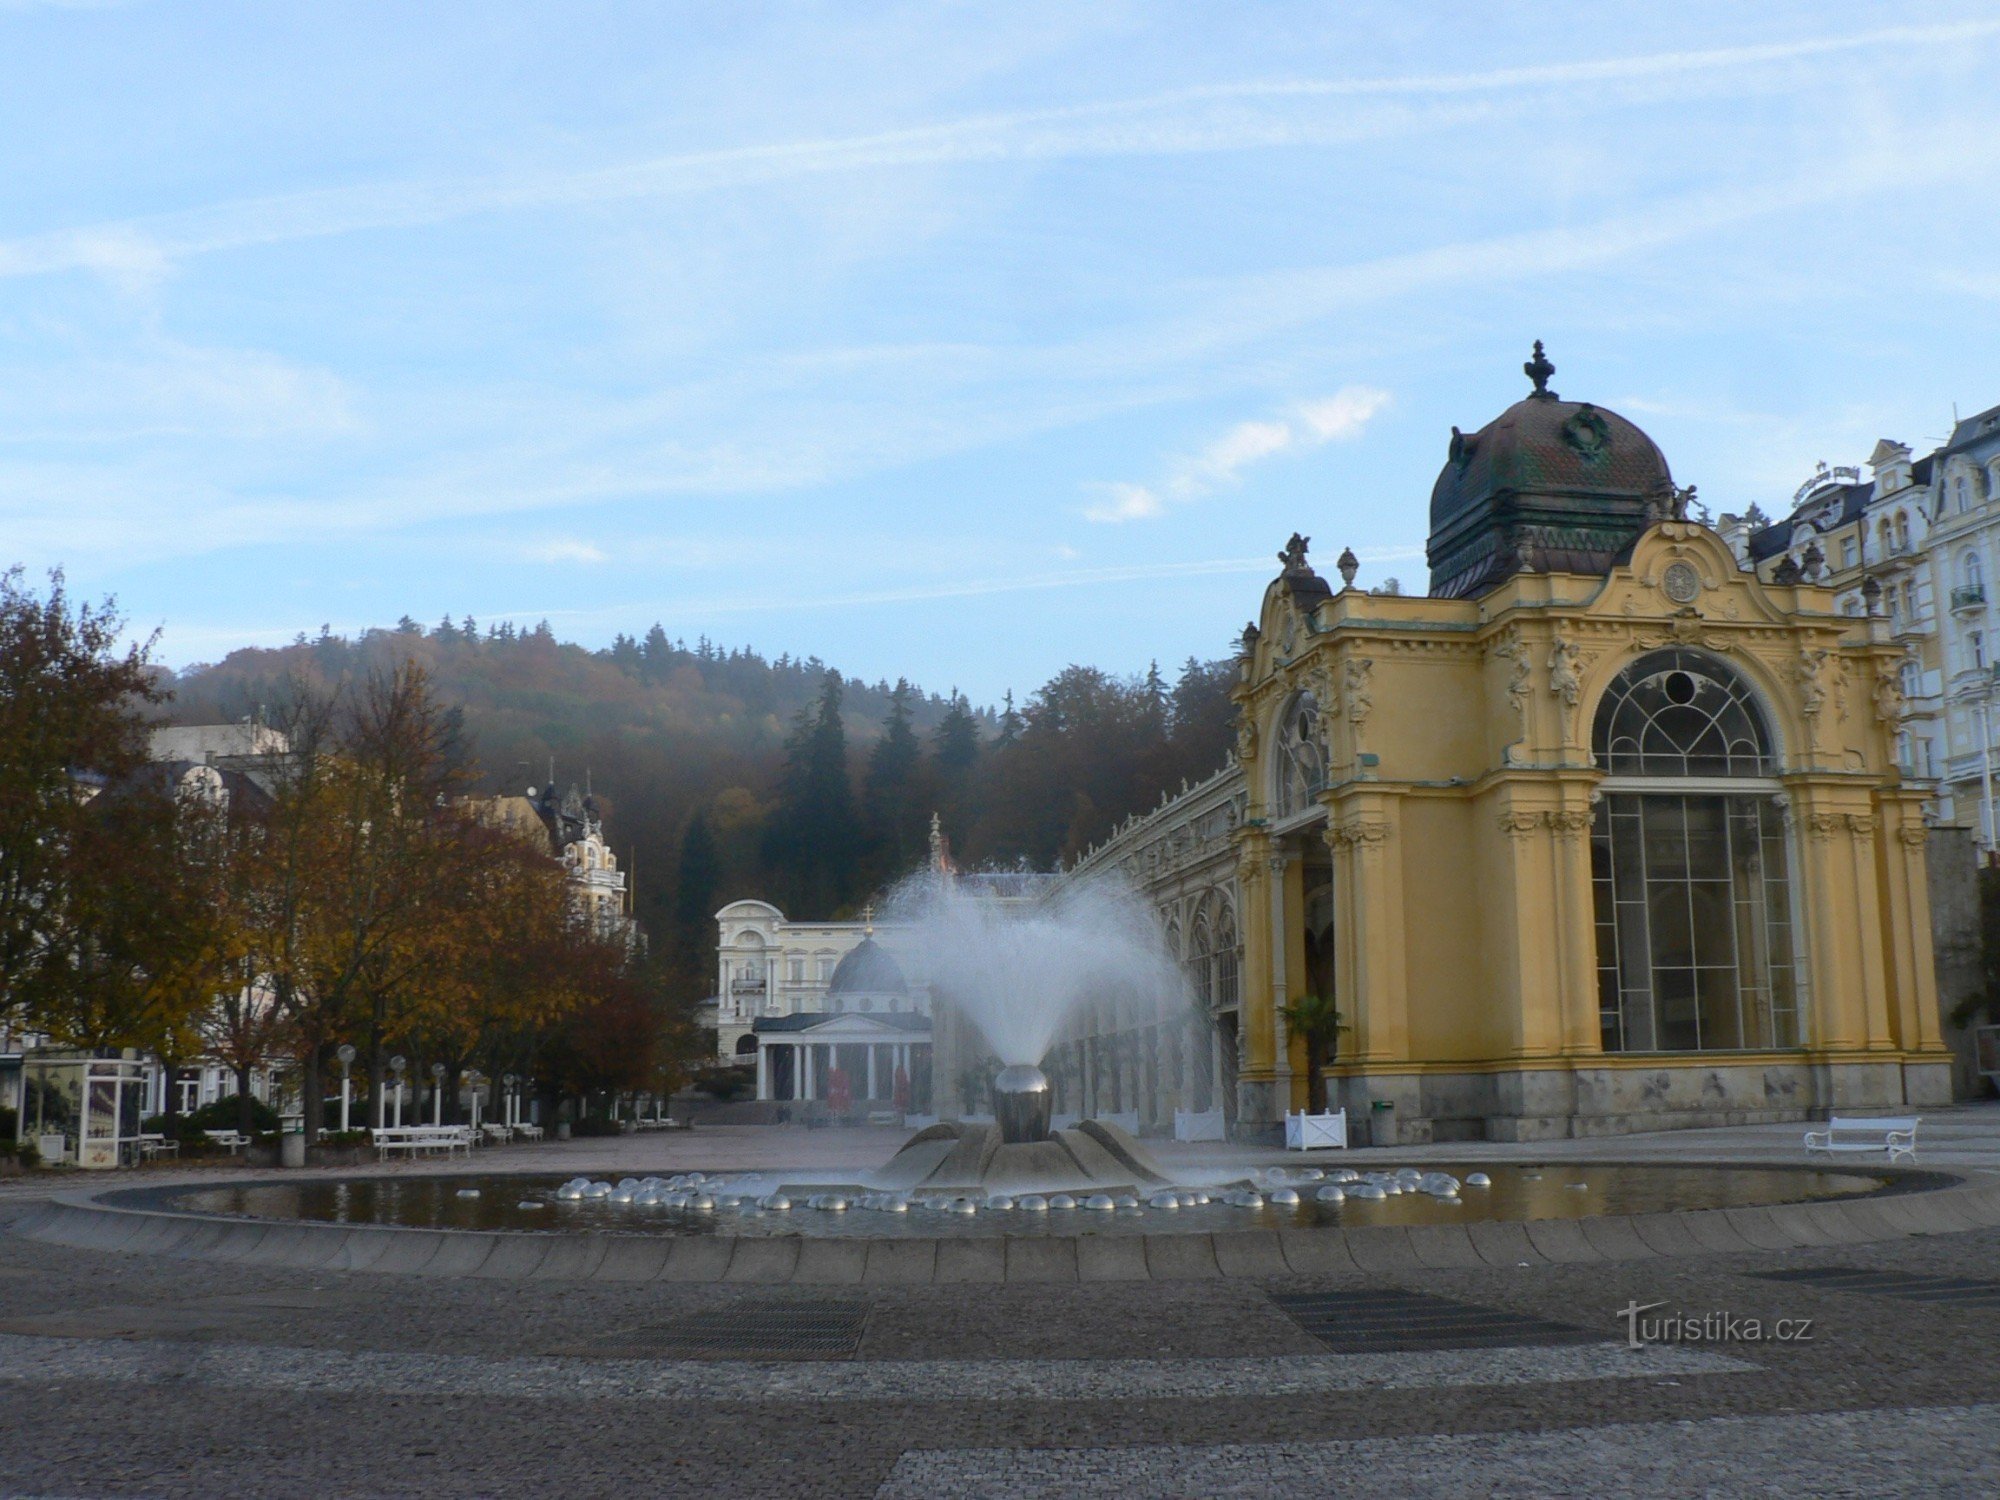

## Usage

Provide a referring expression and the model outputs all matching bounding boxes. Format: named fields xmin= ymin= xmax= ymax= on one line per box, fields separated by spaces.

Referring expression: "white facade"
xmin=1928 ymin=403 xmax=2000 ymax=850
xmin=711 ymin=900 xmax=881 ymax=1060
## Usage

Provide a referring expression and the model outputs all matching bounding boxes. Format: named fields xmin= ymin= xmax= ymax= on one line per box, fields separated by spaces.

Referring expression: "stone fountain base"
xmin=869 ymin=1118 xmax=1172 ymax=1196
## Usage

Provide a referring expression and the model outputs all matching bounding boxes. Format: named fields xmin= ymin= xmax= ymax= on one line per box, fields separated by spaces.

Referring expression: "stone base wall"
xmin=1328 ymin=1058 xmax=1951 ymax=1144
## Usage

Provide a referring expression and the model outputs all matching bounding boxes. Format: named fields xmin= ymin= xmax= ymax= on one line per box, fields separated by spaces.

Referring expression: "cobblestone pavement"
xmin=1 ymin=1109 xmax=1997 ymax=1497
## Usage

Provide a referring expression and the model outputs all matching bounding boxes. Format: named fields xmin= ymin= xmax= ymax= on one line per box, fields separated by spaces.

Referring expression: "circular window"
xmin=1663 ymin=671 xmax=1697 ymax=705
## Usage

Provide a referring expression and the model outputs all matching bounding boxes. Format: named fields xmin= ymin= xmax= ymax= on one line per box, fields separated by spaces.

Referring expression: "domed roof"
xmin=826 ymin=936 xmax=908 ymax=997
xmin=1426 ymin=343 xmax=1678 ymax=599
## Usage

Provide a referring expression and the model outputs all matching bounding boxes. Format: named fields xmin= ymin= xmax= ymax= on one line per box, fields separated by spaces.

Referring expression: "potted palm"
xmin=1278 ymin=991 xmax=1347 ymax=1118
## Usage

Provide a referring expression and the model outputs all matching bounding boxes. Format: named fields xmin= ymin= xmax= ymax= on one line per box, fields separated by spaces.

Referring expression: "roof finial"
xmin=1524 ymin=339 xmax=1556 ymax=398
xmin=862 ymin=902 xmax=876 ymax=937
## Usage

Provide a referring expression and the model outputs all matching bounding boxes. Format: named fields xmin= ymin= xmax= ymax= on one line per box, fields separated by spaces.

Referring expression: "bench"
xmin=1804 ymin=1115 xmax=1920 ymax=1163
xmin=512 ymin=1123 xmax=544 ymax=1141
xmin=203 ymin=1130 xmax=251 ymax=1155
xmin=136 ymin=1133 xmax=180 ymax=1161
xmin=372 ymin=1126 xmax=474 ymax=1161
xmin=480 ymin=1123 xmax=513 ymax=1145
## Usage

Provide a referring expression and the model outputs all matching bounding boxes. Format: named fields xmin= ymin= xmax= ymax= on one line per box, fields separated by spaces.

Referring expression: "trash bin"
xmin=280 ymin=1131 xmax=307 ymax=1169
xmin=1369 ymin=1099 xmax=1396 ymax=1147
xmin=555 ymin=1121 xmax=571 ymax=1141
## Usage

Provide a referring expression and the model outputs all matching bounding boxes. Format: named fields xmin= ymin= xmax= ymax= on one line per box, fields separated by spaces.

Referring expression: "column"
xmin=756 ymin=1043 xmax=769 ymax=1100
xmin=866 ymin=1045 xmax=879 ymax=1102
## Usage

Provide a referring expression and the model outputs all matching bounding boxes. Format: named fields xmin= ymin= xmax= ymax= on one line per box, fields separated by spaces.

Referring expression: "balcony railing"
xmin=1951 ymin=584 xmax=1987 ymax=611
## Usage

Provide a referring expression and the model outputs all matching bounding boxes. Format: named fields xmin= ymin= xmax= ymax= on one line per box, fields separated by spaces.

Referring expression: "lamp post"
xmin=467 ymin=1070 xmax=483 ymax=1133
xmin=389 ymin=1056 xmax=407 ymax=1128
xmin=431 ymin=1062 xmax=446 ymax=1126
xmin=503 ymin=1074 xmax=519 ymax=1130
xmin=335 ymin=1044 xmax=356 ymax=1135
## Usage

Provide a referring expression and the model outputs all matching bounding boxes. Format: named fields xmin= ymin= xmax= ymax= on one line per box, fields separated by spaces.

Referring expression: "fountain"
xmin=993 ymin=1063 xmax=1052 ymax=1144
xmin=856 ymin=872 xmax=1190 ymax=1197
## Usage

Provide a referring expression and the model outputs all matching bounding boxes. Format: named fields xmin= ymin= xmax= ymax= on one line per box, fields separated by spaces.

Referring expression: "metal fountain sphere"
xmin=993 ymin=1063 xmax=1052 ymax=1144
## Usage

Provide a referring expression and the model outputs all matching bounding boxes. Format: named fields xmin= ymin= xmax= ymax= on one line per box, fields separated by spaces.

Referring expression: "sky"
xmin=6 ymin=2 xmax=2000 ymax=705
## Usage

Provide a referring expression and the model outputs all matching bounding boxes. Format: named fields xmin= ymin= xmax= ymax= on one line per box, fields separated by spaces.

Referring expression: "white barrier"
xmin=1285 ymin=1109 xmax=1348 ymax=1151
xmin=1174 ymin=1108 xmax=1227 ymax=1143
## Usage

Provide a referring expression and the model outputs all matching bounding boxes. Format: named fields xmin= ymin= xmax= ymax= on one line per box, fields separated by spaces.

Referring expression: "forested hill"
xmin=165 ymin=616 xmax=1238 ymax=990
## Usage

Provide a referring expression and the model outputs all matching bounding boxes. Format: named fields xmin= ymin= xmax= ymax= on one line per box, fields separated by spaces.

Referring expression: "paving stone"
xmin=791 ymin=1238 xmax=867 ymax=1285
xmin=1405 ymin=1225 xmax=1485 ymax=1270
xmin=1074 ymin=1235 xmax=1148 ymax=1282
xmin=1345 ymin=1228 xmax=1423 ymax=1274
xmin=1466 ymin=1220 xmax=1542 ymax=1268
xmin=527 ymin=1234 xmax=610 ymax=1280
xmin=863 ymin=1240 xmax=938 ymax=1286
xmin=1721 ymin=1208 xmax=1799 ymax=1251
xmin=1142 ymin=1234 xmax=1220 ymax=1280
xmin=201 ymin=1221 xmax=274 ymax=1265
xmin=320 ymin=1228 xmax=397 ymax=1273
xmin=1520 ymin=1219 xmax=1603 ymax=1264
xmin=722 ymin=1236 xmax=801 ymax=1283
xmin=1676 ymin=1209 xmax=1755 ymax=1253
xmin=660 ymin=1236 xmax=739 ymax=1283
xmin=470 ymin=1234 xmax=554 ymax=1279
xmin=1800 ymin=1202 xmax=1882 ymax=1246
xmin=1277 ymin=1230 xmax=1359 ymax=1275
xmin=1627 ymin=1214 xmax=1704 ymax=1257
xmin=1762 ymin=1204 xmax=1839 ymax=1248
xmin=368 ymin=1231 xmax=448 ymax=1274
xmin=1210 ymin=1231 xmax=1288 ymax=1278
xmin=1005 ymin=1237 xmax=1079 ymax=1283
xmin=1576 ymin=1216 xmax=1656 ymax=1261
xmin=932 ymin=1237 xmax=1005 ymax=1283
xmin=589 ymin=1236 xmax=672 ymax=1282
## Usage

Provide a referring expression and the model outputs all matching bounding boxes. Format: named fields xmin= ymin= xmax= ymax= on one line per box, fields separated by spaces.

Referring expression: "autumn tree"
xmin=0 ymin=568 xmax=162 ymax=1032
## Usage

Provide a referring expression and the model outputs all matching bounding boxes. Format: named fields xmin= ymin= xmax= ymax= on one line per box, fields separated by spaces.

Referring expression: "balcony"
xmin=1951 ymin=584 xmax=1987 ymax=611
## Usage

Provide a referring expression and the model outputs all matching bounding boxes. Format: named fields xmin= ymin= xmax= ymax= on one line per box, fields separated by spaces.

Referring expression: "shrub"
xmin=0 ymin=1105 xmax=16 ymax=1141
xmin=185 ymin=1094 xmax=281 ymax=1135
xmin=692 ymin=1067 xmax=753 ymax=1101
xmin=569 ymin=1117 xmax=623 ymax=1137
xmin=320 ymin=1130 xmax=371 ymax=1149
xmin=13 ymin=1139 xmax=41 ymax=1169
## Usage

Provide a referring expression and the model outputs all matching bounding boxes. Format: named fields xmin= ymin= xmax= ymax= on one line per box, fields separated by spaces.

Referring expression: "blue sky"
xmin=6 ymin=2 xmax=2000 ymax=704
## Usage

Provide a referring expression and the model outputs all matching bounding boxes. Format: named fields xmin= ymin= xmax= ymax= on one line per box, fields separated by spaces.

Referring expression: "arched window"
xmin=1590 ymin=651 xmax=1800 ymax=1054
xmin=1593 ymin=648 xmax=1771 ymax=777
xmin=1894 ymin=513 xmax=1911 ymax=553
xmin=1274 ymin=693 xmax=1326 ymax=818
xmin=1186 ymin=920 xmax=1212 ymax=1010
xmin=1212 ymin=905 xmax=1240 ymax=1011
xmin=1962 ymin=550 xmax=1984 ymax=592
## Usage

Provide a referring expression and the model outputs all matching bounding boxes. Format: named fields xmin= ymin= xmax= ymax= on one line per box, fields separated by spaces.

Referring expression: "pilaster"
xmin=1323 ymin=787 xmax=1408 ymax=1064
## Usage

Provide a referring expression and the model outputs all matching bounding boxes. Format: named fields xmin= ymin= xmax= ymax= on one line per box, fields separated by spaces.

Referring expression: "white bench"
xmin=1804 ymin=1115 xmax=1920 ymax=1163
xmin=203 ymin=1130 xmax=251 ymax=1155
xmin=480 ymin=1123 xmax=513 ymax=1145
xmin=512 ymin=1123 xmax=544 ymax=1141
xmin=373 ymin=1126 xmax=474 ymax=1161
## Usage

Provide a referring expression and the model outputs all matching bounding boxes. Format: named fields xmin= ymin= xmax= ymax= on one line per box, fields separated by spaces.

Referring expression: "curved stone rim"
xmin=9 ymin=1161 xmax=1998 ymax=1283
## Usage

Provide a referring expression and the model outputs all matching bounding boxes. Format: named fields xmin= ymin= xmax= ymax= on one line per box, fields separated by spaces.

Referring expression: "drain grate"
xmin=1269 ymin=1289 xmax=1600 ymax=1354
xmin=1749 ymin=1268 xmax=2000 ymax=1308
xmin=618 ymin=1300 xmax=872 ymax=1360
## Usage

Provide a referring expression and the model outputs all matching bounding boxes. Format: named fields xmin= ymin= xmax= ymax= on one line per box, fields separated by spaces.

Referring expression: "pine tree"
xmin=672 ymin=810 xmax=723 ymax=988
xmin=996 ymin=690 xmax=1021 ymax=747
xmin=933 ymin=690 xmax=979 ymax=778
xmin=764 ymin=673 xmax=859 ymax=916
xmin=865 ymin=680 xmax=925 ymax=882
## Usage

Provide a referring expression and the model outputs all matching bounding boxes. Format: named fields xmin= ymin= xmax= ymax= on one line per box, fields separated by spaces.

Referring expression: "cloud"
xmin=1087 ymin=386 xmax=1390 ymax=522
xmin=5 ymin=18 xmax=1997 ymax=283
